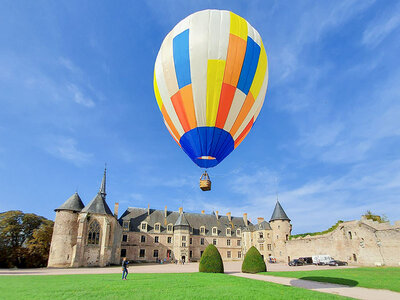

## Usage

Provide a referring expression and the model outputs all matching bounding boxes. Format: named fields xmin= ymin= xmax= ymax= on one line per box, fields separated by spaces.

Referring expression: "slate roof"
xmin=119 ymin=208 xmax=253 ymax=237
xmin=174 ymin=213 xmax=189 ymax=226
xmin=270 ymin=201 xmax=290 ymax=222
xmin=55 ymin=193 xmax=85 ymax=212
xmin=81 ymin=193 xmax=113 ymax=216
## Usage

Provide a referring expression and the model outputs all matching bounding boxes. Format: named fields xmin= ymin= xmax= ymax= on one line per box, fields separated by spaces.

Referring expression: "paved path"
xmin=230 ymin=272 xmax=400 ymax=300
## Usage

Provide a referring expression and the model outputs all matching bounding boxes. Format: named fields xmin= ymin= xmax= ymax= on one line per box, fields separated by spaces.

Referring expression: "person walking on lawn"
xmin=122 ymin=257 xmax=129 ymax=280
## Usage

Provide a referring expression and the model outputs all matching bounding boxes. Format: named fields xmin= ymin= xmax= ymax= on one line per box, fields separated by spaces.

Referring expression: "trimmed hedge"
xmin=199 ymin=244 xmax=224 ymax=273
xmin=241 ymin=246 xmax=266 ymax=273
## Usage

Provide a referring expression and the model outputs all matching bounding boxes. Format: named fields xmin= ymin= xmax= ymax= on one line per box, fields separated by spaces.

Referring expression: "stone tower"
xmin=48 ymin=192 xmax=84 ymax=267
xmin=173 ymin=208 xmax=190 ymax=262
xmin=269 ymin=201 xmax=291 ymax=263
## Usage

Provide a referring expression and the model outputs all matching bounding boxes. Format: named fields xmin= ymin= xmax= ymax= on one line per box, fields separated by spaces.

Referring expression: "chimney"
xmin=164 ymin=205 xmax=168 ymax=218
xmin=215 ymin=210 xmax=219 ymax=219
xmin=227 ymin=212 xmax=231 ymax=222
xmin=201 ymin=210 xmax=205 ymax=214
xmin=179 ymin=207 xmax=183 ymax=214
xmin=243 ymin=213 xmax=248 ymax=225
xmin=147 ymin=203 xmax=150 ymax=216
xmin=114 ymin=202 xmax=119 ymax=218
xmin=258 ymin=217 xmax=264 ymax=224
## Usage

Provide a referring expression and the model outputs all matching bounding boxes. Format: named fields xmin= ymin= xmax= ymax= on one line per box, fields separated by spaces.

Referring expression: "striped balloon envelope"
xmin=154 ymin=10 xmax=268 ymax=168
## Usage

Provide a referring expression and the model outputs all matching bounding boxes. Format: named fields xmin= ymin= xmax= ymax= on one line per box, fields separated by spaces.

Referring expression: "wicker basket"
xmin=199 ymin=171 xmax=211 ymax=191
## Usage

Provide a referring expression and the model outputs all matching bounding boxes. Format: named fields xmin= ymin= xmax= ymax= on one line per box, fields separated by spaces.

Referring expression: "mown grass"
xmin=264 ymin=267 xmax=400 ymax=292
xmin=0 ymin=272 xmax=350 ymax=299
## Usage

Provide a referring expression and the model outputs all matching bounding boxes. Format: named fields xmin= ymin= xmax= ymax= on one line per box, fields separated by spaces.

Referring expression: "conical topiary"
xmin=241 ymin=246 xmax=266 ymax=273
xmin=199 ymin=244 xmax=224 ymax=273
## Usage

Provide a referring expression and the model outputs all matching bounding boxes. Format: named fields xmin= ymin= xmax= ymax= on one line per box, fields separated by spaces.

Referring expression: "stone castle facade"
xmin=48 ymin=170 xmax=400 ymax=267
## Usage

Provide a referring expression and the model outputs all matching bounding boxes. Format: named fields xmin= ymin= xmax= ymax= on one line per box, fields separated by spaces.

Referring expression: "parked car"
xmin=327 ymin=260 xmax=348 ymax=266
xmin=289 ymin=259 xmax=304 ymax=266
xmin=299 ymin=257 xmax=313 ymax=264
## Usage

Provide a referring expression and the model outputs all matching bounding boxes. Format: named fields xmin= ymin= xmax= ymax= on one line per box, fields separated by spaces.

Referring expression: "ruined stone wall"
xmin=47 ymin=211 xmax=79 ymax=267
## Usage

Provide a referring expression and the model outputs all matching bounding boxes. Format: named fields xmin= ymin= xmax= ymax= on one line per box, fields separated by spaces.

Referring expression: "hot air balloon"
xmin=153 ymin=10 xmax=268 ymax=190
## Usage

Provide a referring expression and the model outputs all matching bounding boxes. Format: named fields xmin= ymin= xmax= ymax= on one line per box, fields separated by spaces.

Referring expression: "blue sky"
xmin=1 ymin=1 xmax=399 ymax=234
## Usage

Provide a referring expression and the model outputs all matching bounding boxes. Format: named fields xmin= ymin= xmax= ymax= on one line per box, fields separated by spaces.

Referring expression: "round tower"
xmin=47 ymin=193 xmax=84 ymax=267
xmin=269 ymin=201 xmax=291 ymax=263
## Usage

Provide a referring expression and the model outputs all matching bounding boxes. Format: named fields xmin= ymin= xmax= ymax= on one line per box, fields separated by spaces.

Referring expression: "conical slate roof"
xmin=55 ymin=192 xmax=84 ymax=212
xmin=270 ymin=201 xmax=290 ymax=222
xmin=174 ymin=212 xmax=189 ymax=226
xmin=81 ymin=192 xmax=113 ymax=216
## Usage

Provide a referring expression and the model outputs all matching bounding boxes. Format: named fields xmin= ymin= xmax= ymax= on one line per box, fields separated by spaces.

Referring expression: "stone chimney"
xmin=147 ymin=203 xmax=150 ymax=216
xmin=179 ymin=207 xmax=183 ymax=214
xmin=201 ymin=210 xmax=205 ymax=214
xmin=243 ymin=213 xmax=248 ymax=225
xmin=114 ymin=202 xmax=119 ymax=218
xmin=227 ymin=212 xmax=231 ymax=222
xmin=215 ymin=211 xmax=219 ymax=219
xmin=257 ymin=217 xmax=264 ymax=224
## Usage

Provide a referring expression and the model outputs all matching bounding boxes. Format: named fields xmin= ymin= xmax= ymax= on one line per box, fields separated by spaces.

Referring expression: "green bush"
xmin=241 ymin=246 xmax=266 ymax=273
xmin=199 ymin=244 xmax=224 ymax=273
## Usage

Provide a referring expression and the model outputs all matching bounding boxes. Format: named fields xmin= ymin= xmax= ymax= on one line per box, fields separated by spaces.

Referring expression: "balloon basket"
xmin=199 ymin=171 xmax=211 ymax=191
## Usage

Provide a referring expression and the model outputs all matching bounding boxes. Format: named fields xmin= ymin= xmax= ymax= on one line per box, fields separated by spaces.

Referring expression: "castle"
xmin=48 ymin=169 xmax=400 ymax=267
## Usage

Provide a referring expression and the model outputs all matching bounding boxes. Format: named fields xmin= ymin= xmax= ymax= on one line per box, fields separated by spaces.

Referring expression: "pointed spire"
xmin=270 ymin=200 xmax=290 ymax=222
xmin=100 ymin=165 xmax=106 ymax=198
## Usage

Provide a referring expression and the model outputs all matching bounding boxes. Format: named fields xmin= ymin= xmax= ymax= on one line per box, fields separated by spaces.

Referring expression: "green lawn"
xmin=0 ymin=273 xmax=350 ymax=299
xmin=264 ymin=267 xmax=400 ymax=292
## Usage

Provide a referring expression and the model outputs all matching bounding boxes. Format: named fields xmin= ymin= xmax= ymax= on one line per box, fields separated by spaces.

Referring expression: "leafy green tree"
xmin=199 ymin=244 xmax=224 ymax=273
xmin=241 ymin=246 xmax=266 ymax=273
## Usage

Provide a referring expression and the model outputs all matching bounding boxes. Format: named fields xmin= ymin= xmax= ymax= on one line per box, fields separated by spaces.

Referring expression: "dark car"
xmin=327 ymin=260 xmax=348 ymax=266
xmin=289 ymin=259 xmax=304 ymax=266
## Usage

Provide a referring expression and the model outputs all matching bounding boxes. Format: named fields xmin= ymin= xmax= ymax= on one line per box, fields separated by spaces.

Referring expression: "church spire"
xmin=100 ymin=166 xmax=106 ymax=198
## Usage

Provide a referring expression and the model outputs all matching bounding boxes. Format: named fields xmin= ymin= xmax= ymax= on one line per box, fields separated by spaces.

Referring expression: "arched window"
xmin=88 ymin=220 xmax=101 ymax=245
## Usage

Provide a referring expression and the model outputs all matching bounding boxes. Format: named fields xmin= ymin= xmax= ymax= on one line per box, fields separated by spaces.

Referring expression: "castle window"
xmin=286 ymin=234 xmax=289 ymax=241
xmin=167 ymin=237 xmax=172 ymax=243
xmin=259 ymin=232 xmax=264 ymax=239
xmin=190 ymin=237 xmax=192 ymax=245
xmin=227 ymin=239 xmax=231 ymax=246
xmin=226 ymin=228 xmax=231 ymax=236
xmin=237 ymin=240 xmax=241 ymax=246
xmin=140 ymin=222 xmax=147 ymax=232
xmin=200 ymin=251 xmax=204 ymax=257
xmin=259 ymin=243 xmax=264 ymax=251
xmin=153 ymin=250 xmax=158 ymax=258
xmin=122 ymin=235 xmax=128 ymax=242
xmin=154 ymin=223 xmax=161 ymax=233
xmin=167 ymin=224 xmax=173 ymax=233
xmin=227 ymin=251 xmax=231 ymax=258
xmin=353 ymin=253 xmax=357 ymax=262
xmin=200 ymin=238 xmax=204 ymax=245
xmin=200 ymin=226 xmax=205 ymax=235
xmin=141 ymin=235 xmax=146 ymax=243
xmin=238 ymin=251 xmax=242 ymax=258
xmin=213 ymin=239 xmax=217 ymax=246
xmin=182 ymin=242 xmax=186 ymax=247
xmin=190 ymin=227 xmax=193 ymax=234
xmin=123 ymin=221 xmax=130 ymax=232
xmin=87 ymin=220 xmax=100 ymax=245
xmin=155 ymin=236 xmax=159 ymax=243
xmin=190 ymin=250 xmax=193 ymax=258
xmin=212 ymin=227 xmax=218 ymax=236
xmin=139 ymin=249 xmax=145 ymax=257
xmin=267 ymin=244 xmax=272 ymax=250
xmin=121 ymin=249 xmax=126 ymax=257
xmin=348 ymin=231 xmax=352 ymax=239
xmin=267 ymin=233 xmax=270 ymax=238
xmin=182 ymin=236 xmax=186 ymax=241
xmin=236 ymin=229 xmax=241 ymax=236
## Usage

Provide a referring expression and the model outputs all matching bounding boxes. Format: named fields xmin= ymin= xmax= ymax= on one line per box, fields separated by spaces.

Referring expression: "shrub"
xmin=199 ymin=244 xmax=224 ymax=273
xmin=241 ymin=246 xmax=266 ymax=273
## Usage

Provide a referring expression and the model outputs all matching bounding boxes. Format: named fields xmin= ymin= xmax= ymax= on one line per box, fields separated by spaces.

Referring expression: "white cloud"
xmin=45 ymin=137 xmax=93 ymax=166
xmin=67 ymin=83 xmax=95 ymax=108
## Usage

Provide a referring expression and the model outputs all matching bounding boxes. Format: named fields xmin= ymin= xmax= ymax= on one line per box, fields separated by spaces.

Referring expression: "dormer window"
xmin=200 ymin=226 xmax=205 ymax=235
xmin=259 ymin=232 xmax=264 ymax=239
xmin=154 ymin=223 xmax=161 ymax=233
xmin=167 ymin=224 xmax=173 ymax=233
xmin=123 ymin=221 xmax=130 ymax=232
xmin=140 ymin=222 xmax=148 ymax=232
xmin=226 ymin=228 xmax=231 ymax=236
xmin=236 ymin=229 xmax=241 ymax=236
xmin=212 ymin=227 xmax=218 ymax=236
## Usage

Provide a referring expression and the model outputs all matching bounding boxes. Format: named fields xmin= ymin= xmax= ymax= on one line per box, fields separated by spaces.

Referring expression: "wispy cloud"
xmin=67 ymin=83 xmax=95 ymax=108
xmin=45 ymin=136 xmax=93 ymax=166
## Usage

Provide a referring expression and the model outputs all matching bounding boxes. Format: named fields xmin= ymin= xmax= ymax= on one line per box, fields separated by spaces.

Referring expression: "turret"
xmin=173 ymin=208 xmax=190 ymax=262
xmin=48 ymin=192 xmax=84 ymax=267
xmin=269 ymin=201 xmax=291 ymax=262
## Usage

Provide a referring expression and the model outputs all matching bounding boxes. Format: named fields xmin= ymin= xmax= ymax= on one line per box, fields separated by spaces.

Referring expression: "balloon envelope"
xmin=154 ymin=10 xmax=268 ymax=168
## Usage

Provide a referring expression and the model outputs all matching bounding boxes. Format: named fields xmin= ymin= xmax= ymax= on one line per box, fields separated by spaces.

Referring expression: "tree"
xmin=363 ymin=211 xmax=389 ymax=223
xmin=199 ymin=244 xmax=224 ymax=273
xmin=0 ymin=211 xmax=54 ymax=268
xmin=241 ymin=246 xmax=266 ymax=273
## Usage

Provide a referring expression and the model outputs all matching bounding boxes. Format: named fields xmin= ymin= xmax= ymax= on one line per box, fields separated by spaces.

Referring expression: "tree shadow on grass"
xmin=299 ymin=276 xmax=358 ymax=287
